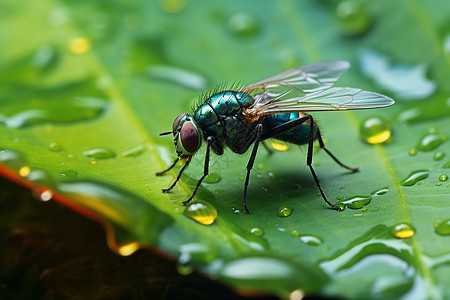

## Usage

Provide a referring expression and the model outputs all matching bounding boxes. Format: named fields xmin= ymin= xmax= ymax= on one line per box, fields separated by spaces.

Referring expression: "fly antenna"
xmin=159 ymin=131 xmax=172 ymax=136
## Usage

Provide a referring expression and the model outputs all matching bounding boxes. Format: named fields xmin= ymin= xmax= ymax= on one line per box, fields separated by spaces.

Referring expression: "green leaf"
xmin=1 ymin=0 xmax=449 ymax=299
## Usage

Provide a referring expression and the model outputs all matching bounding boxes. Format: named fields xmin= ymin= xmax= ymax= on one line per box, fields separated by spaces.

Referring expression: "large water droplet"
xmin=372 ymin=187 xmax=388 ymax=196
xmin=147 ymin=65 xmax=207 ymax=90
xmin=250 ymin=227 xmax=264 ymax=237
xmin=359 ymin=116 xmax=392 ymax=144
xmin=336 ymin=195 xmax=371 ymax=209
xmin=335 ymin=0 xmax=371 ymax=36
xmin=204 ymin=173 xmax=221 ymax=184
xmin=183 ymin=201 xmax=217 ymax=225
xmin=227 ymin=12 xmax=259 ymax=37
xmin=49 ymin=142 xmax=62 ymax=152
xmin=391 ymin=223 xmax=415 ymax=239
xmin=83 ymin=147 xmax=116 ymax=159
xmin=121 ymin=145 xmax=146 ymax=158
xmin=401 ymin=170 xmax=429 ymax=186
xmin=416 ymin=133 xmax=447 ymax=151
xmin=434 ymin=151 xmax=445 ymax=161
xmin=299 ymin=235 xmax=323 ymax=246
xmin=435 ymin=219 xmax=450 ymax=236
xmin=359 ymin=49 xmax=436 ymax=100
xmin=277 ymin=205 xmax=294 ymax=217
xmin=439 ymin=174 xmax=448 ymax=182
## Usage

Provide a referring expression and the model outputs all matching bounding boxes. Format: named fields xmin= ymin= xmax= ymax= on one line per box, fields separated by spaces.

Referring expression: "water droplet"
xmin=434 ymin=151 xmax=445 ymax=161
xmin=359 ymin=49 xmax=436 ymax=100
xmin=60 ymin=169 xmax=78 ymax=178
xmin=291 ymin=230 xmax=300 ymax=237
xmin=232 ymin=207 xmax=243 ymax=215
xmin=362 ymin=207 xmax=368 ymax=212
xmin=27 ymin=169 xmax=55 ymax=186
xmin=118 ymin=242 xmax=140 ymax=256
xmin=439 ymin=174 xmax=448 ymax=182
xmin=359 ymin=116 xmax=392 ymax=144
xmin=204 ymin=173 xmax=221 ymax=184
xmin=121 ymin=145 xmax=146 ymax=158
xmin=372 ymin=187 xmax=388 ymax=196
xmin=299 ymin=235 xmax=323 ymax=246
xmin=277 ymin=205 xmax=294 ymax=217
xmin=409 ymin=149 xmax=416 ymax=156
xmin=227 ymin=12 xmax=259 ymax=37
xmin=147 ymin=65 xmax=207 ymax=90
xmin=391 ymin=223 xmax=415 ymax=239
xmin=335 ymin=0 xmax=371 ymax=36
xmin=436 ymin=182 xmax=442 ymax=186
xmin=444 ymin=161 xmax=450 ymax=168
xmin=49 ymin=142 xmax=62 ymax=152
xmin=257 ymin=163 xmax=266 ymax=170
xmin=158 ymin=0 xmax=187 ymax=13
xmin=83 ymin=147 xmax=116 ymax=159
xmin=69 ymin=37 xmax=91 ymax=54
xmin=416 ymin=133 xmax=447 ymax=151
xmin=183 ymin=201 xmax=217 ymax=225
xmin=435 ymin=219 xmax=450 ymax=236
xmin=250 ymin=227 xmax=264 ymax=237
xmin=401 ymin=170 xmax=429 ymax=186
xmin=336 ymin=195 xmax=371 ymax=209
xmin=270 ymin=141 xmax=289 ymax=151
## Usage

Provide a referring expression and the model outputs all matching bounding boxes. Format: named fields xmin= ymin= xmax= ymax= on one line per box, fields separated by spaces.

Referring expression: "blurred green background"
xmin=1 ymin=0 xmax=449 ymax=299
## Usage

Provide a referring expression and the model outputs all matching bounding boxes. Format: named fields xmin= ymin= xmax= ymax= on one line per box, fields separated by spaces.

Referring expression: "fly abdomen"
xmin=263 ymin=112 xmax=317 ymax=146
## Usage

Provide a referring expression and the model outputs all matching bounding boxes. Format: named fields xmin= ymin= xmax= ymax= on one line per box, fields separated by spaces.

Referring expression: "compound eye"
xmin=179 ymin=121 xmax=200 ymax=154
xmin=173 ymin=113 xmax=187 ymax=133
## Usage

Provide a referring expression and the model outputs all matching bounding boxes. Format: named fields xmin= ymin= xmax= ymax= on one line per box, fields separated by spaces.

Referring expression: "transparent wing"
xmin=245 ymin=87 xmax=395 ymax=117
xmin=242 ymin=60 xmax=351 ymax=95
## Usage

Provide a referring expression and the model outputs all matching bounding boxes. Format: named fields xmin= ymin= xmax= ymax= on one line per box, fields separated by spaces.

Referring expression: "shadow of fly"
xmin=157 ymin=61 xmax=394 ymax=214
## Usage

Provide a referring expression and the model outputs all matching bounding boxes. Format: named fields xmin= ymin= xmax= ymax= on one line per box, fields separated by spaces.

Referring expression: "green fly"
xmin=157 ymin=61 xmax=394 ymax=213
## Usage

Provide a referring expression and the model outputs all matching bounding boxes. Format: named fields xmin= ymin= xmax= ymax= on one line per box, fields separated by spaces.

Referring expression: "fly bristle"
xmin=192 ymin=81 xmax=246 ymax=112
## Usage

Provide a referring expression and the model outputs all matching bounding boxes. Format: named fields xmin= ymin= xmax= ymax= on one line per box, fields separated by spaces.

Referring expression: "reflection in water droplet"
xmin=409 ymin=149 xmax=416 ymax=156
xmin=49 ymin=142 xmax=62 ymax=152
xmin=250 ymin=227 xmax=264 ymax=237
xmin=69 ymin=37 xmax=91 ymax=54
xmin=372 ymin=187 xmax=388 ymax=196
xmin=183 ymin=201 xmax=217 ymax=225
xmin=335 ymin=0 xmax=371 ymax=36
xmin=227 ymin=12 xmax=259 ymax=37
xmin=435 ymin=219 xmax=450 ymax=236
xmin=359 ymin=116 xmax=392 ymax=144
xmin=60 ymin=169 xmax=78 ymax=178
xmin=401 ymin=170 xmax=429 ymax=186
xmin=336 ymin=195 xmax=371 ymax=209
xmin=434 ymin=151 xmax=445 ymax=161
xmin=158 ymin=0 xmax=187 ymax=13
xmin=277 ymin=206 xmax=294 ymax=217
xmin=416 ymin=134 xmax=447 ymax=151
xmin=359 ymin=49 xmax=436 ymax=100
xmin=270 ymin=142 xmax=289 ymax=151
xmin=439 ymin=174 xmax=448 ymax=182
xmin=391 ymin=223 xmax=415 ymax=239
xmin=299 ymin=235 xmax=323 ymax=246
xmin=83 ymin=147 xmax=116 ymax=159
xmin=147 ymin=65 xmax=207 ymax=90
xmin=204 ymin=173 xmax=221 ymax=184
xmin=118 ymin=242 xmax=140 ymax=256
xmin=121 ymin=145 xmax=146 ymax=158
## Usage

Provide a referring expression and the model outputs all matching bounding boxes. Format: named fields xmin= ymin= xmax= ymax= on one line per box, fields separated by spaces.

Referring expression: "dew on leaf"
xmin=434 ymin=151 xmax=445 ymax=161
xmin=435 ymin=219 xmax=450 ymax=236
xmin=250 ymin=227 xmax=264 ymax=237
xmin=391 ymin=223 xmax=415 ymax=239
xmin=227 ymin=12 xmax=259 ymax=37
xmin=299 ymin=235 xmax=323 ymax=246
xmin=291 ymin=230 xmax=300 ymax=237
xmin=336 ymin=195 xmax=371 ymax=209
xmin=121 ymin=145 xmax=146 ymax=158
xmin=444 ymin=161 xmax=450 ymax=168
xmin=359 ymin=116 xmax=392 ymax=144
xmin=439 ymin=174 xmax=448 ymax=182
xmin=183 ymin=201 xmax=217 ymax=225
xmin=409 ymin=149 xmax=416 ymax=156
xmin=335 ymin=0 xmax=371 ymax=36
xmin=49 ymin=142 xmax=62 ymax=152
xmin=277 ymin=205 xmax=294 ymax=217
xmin=204 ymin=173 xmax=221 ymax=184
xmin=416 ymin=133 xmax=447 ymax=151
xmin=359 ymin=49 xmax=436 ymax=100
xmin=401 ymin=170 xmax=429 ymax=186
xmin=59 ymin=169 xmax=78 ymax=178
xmin=27 ymin=169 xmax=55 ymax=186
xmin=83 ymin=147 xmax=116 ymax=159
xmin=147 ymin=65 xmax=207 ymax=90
xmin=372 ymin=187 xmax=388 ymax=196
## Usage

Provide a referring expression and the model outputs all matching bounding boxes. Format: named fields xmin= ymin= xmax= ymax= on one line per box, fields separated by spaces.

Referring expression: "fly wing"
xmin=246 ymin=87 xmax=395 ymax=117
xmin=242 ymin=60 xmax=351 ymax=95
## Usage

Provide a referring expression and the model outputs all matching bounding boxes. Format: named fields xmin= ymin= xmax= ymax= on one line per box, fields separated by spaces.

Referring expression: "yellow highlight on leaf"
xmin=69 ymin=37 xmax=91 ymax=54
xmin=270 ymin=142 xmax=289 ymax=151
xmin=19 ymin=166 xmax=31 ymax=177
xmin=118 ymin=242 xmax=140 ymax=256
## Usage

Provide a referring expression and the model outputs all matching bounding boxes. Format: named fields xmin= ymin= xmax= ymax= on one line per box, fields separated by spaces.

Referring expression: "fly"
xmin=156 ymin=61 xmax=394 ymax=213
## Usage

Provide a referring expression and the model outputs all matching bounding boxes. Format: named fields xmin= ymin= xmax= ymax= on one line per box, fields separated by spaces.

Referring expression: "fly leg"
xmin=260 ymin=115 xmax=342 ymax=211
xmin=161 ymin=157 xmax=191 ymax=193
xmin=316 ymin=128 xmax=359 ymax=172
xmin=243 ymin=124 xmax=264 ymax=214
xmin=156 ymin=158 xmax=179 ymax=176
xmin=182 ymin=136 xmax=214 ymax=206
xmin=261 ymin=141 xmax=273 ymax=155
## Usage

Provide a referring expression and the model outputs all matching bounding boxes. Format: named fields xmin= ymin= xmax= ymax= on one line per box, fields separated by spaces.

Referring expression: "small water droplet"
xmin=250 ymin=227 xmax=264 ymax=237
xmin=257 ymin=163 xmax=266 ymax=170
xmin=60 ymin=169 xmax=78 ymax=178
xmin=359 ymin=116 xmax=392 ymax=144
xmin=372 ymin=187 xmax=388 ymax=196
xmin=409 ymin=149 xmax=416 ymax=156
xmin=433 ymin=151 xmax=445 ymax=161
xmin=336 ymin=195 xmax=371 ymax=209
xmin=439 ymin=174 xmax=448 ymax=182
xmin=277 ymin=205 xmax=294 ymax=217
xmin=401 ymin=170 xmax=429 ymax=186
xmin=232 ymin=207 xmax=243 ymax=215
xmin=444 ymin=161 xmax=450 ymax=168
xmin=204 ymin=173 xmax=221 ymax=184
xmin=335 ymin=0 xmax=371 ymax=36
xmin=435 ymin=219 xmax=450 ymax=236
xmin=83 ymin=147 xmax=116 ymax=159
xmin=49 ymin=142 xmax=62 ymax=152
xmin=227 ymin=12 xmax=259 ymax=37
xmin=362 ymin=207 xmax=368 ymax=212
xmin=391 ymin=223 xmax=415 ymax=239
xmin=291 ymin=230 xmax=300 ymax=237
xmin=299 ymin=235 xmax=323 ymax=246
xmin=437 ymin=182 xmax=442 ymax=186
xmin=69 ymin=37 xmax=91 ymax=54
xmin=183 ymin=201 xmax=217 ymax=225
xmin=416 ymin=133 xmax=447 ymax=151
